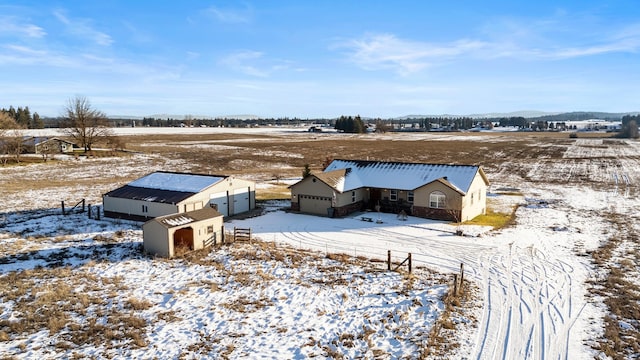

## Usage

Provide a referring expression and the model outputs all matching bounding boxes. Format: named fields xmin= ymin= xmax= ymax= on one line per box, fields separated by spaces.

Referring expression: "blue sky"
xmin=1 ymin=1 xmax=639 ymax=118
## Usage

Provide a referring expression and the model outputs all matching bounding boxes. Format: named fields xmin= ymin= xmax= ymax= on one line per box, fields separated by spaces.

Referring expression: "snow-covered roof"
xmin=321 ymin=159 xmax=486 ymax=194
xmin=162 ymin=215 xmax=194 ymax=227
xmin=128 ymin=171 xmax=226 ymax=193
xmin=151 ymin=207 xmax=222 ymax=229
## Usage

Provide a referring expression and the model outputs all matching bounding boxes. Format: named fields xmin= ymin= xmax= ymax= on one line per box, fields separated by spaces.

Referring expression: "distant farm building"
xmin=23 ymin=137 xmax=75 ymax=154
xmin=289 ymin=159 xmax=489 ymax=221
xmin=143 ymin=207 xmax=224 ymax=258
xmin=103 ymin=171 xmax=256 ymax=221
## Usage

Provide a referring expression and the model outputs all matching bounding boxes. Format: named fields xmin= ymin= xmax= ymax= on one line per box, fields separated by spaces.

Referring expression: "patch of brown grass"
xmin=419 ymin=280 xmax=476 ymax=358
xmin=589 ymin=215 xmax=640 ymax=359
xmin=126 ymin=297 xmax=154 ymax=311
xmin=0 ymin=266 xmax=155 ymax=352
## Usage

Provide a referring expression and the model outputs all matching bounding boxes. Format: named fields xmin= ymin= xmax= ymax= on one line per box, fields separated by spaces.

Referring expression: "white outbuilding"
xmin=103 ymin=171 xmax=255 ymax=221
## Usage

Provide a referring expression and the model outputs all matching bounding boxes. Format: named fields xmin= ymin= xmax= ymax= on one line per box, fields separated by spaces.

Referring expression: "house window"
xmin=352 ymin=191 xmax=356 ymax=203
xmin=390 ymin=189 xmax=398 ymax=201
xmin=207 ymin=225 xmax=214 ymax=234
xmin=429 ymin=191 xmax=446 ymax=209
xmin=408 ymin=191 xmax=414 ymax=203
xmin=142 ymin=205 xmax=148 ymax=213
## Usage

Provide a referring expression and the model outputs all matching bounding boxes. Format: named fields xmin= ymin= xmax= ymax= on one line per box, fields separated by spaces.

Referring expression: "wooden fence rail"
xmin=387 ymin=250 xmax=412 ymax=273
xmin=233 ymin=227 xmax=252 ymax=242
xmin=62 ymin=199 xmax=85 ymax=215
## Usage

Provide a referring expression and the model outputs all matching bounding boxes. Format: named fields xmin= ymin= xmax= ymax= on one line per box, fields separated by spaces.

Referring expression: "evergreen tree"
xmin=620 ymin=115 xmax=639 ymax=138
xmin=302 ymin=164 xmax=311 ymax=178
xmin=15 ymin=106 xmax=30 ymax=128
xmin=30 ymin=112 xmax=44 ymax=129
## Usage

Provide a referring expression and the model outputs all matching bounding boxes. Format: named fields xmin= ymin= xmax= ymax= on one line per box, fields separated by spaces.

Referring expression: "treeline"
xmin=620 ymin=115 xmax=639 ymax=138
xmin=0 ymin=106 xmax=44 ymax=129
xmin=334 ymin=115 xmax=366 ymax=133
xmin=137 ymin=117 xmax=332 ymax=128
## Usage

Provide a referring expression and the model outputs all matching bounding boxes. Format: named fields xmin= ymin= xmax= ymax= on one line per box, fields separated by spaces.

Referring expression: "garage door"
xmin=209 ymin=191 xmax=229 ymax=217
xmin=299 ymin=194 xmax=332 ymax=216
xmin=232 ymin=188 xmax=250 ymax=214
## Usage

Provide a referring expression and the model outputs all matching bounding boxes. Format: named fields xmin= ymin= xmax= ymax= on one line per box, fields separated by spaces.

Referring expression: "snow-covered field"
xmin=1 ymin=128 xmax=639 ymax=359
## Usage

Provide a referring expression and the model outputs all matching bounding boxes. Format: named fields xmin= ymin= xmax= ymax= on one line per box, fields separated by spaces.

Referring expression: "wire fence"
xmin=254 ymin=230 xmax=466 ymax=275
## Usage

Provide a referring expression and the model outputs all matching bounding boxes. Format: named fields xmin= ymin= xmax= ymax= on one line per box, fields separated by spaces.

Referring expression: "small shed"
xmin=143 ymin=207 xmax=224 ymax=258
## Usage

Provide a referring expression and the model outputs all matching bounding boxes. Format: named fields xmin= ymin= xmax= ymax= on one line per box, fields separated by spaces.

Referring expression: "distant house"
xmin=22 ymin=137 xmax=75 ymax=154
xmin=143 ymin=207 xmax=224 ymax=258
xmin=289 ymin=159 xmax=489 ymax=221
xmin=103 ymin=171 xmax=256 ymax=221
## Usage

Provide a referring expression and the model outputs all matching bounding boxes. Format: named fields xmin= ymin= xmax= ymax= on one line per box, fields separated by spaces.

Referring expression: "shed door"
xmin=232 ymin=188 xmax=250 ymax=214
xmin=209 ymin=191 xmax=229 ymax=217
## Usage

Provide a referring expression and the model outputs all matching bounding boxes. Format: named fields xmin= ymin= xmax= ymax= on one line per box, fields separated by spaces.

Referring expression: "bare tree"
xmin=0 ymin=111 xmax=15 ymax=137
xmin=105 ymin=135 xmax=125 ymax=152
xmin=375 ymin=119 xmax=390 ymax=133
xmin=0 ymin=113 xmax=23 ymax=165
xmin=60 ymin=96 xmax=113 ymax=152
xmin=5 ymin=129 xmax=26 ymax=163
xmin=38 ymin=141 xmax=55 ymax=162
xmin=444 ymin=197 xmax=464 ymax=236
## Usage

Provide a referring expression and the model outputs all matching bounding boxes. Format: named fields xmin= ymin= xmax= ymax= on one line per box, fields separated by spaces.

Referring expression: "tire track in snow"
xmin=250 ymin=206 xmax=582 ymax=360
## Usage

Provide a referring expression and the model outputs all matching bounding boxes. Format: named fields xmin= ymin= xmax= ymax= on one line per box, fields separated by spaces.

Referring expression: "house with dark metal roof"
xmin=21 ymin=137 xmax=75 ymax=154
xmin=289 ymin=159 xmax=489 ymax=221
xmin=103 ymin=171 xmax=255 ymax=221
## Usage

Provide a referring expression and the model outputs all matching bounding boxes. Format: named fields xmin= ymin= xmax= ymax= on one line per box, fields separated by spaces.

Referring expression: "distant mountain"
xmin=394 ymin=110 xmax=639 ymax=120
xmin=103 ymin=111 xmax=640 ymax=121
xmin=531 ymin=111 xmax=640 ymax=121
xmin=108 ymin=115 xmax=145 ymax=120
xmin=395 ymin=111 xmax=560 ymax=120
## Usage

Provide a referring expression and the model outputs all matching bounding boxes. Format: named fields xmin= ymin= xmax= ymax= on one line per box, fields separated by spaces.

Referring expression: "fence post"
xmin=408 ymin=253 xmax=412 ymax=273
xmin=460 ymin=263 xmax=464 ymax=290
xmin=387 ymin=250 xmax=391 ymax=271
xmin=96 ymin=206 xmax=100 ymax=220
xmin=61 ymin=201 xmax=65 ymax=215
xmin=453 ymin=274 xmax=458 ymax=296
xmin=88 ymin=204 xmax=92 ymax=218
xmin=82 ymin=199 xmax=85 ymax=212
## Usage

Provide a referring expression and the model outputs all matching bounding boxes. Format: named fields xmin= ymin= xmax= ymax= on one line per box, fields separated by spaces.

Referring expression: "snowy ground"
xmin=230 ymin=188 xmax=616 ymax=359
xmin=1 ymin=129 xmax=639 ymax=359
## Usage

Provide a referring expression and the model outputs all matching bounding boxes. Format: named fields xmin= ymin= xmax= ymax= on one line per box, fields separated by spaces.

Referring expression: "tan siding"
xmin=414 ymin=182 xmax=462 ymax=210
xmin=334 ymin=189 xmax=366 ymax=207
xmin=142 ymin=221 xmax=171 ymax=257
xmin=143 ymin=215 xmax=224 ymax=258
xmin=291 ymin=176 xmax=336 ymax=215
xmin=460 ymin=172 xmax=488 ymax=221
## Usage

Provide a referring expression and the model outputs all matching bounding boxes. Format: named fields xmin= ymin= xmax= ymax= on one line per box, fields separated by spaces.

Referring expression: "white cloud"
xmin=339 ymin=34 xmax=487 ymax=75
xmin=219 ymin=51 xmax=295 ymax=78
xmin=0 ymin=16 xmax=46 ymax=38
xmin=219 ymin=50 xmax=268 ymax=77
xmin=339 ymin=22 xmax=640 ymax=75
xmin=53 ymin=9 xmax=113 ymax=46
xmin=205 ymin=5 xmax=251 ymax=24
xmin=477 ymin=15 xmax=640 ymax=60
